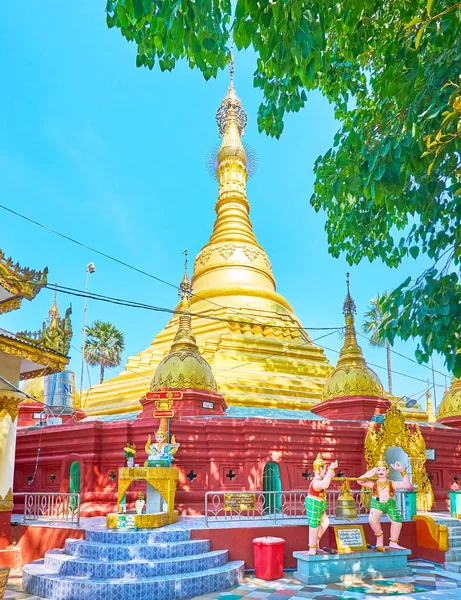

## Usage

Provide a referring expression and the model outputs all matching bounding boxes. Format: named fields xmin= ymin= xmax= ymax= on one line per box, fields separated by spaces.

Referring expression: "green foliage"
xmin=84 ymin=320 xmax=125 ymax=383
xmin=106 ymin=0 xmax=461 ymax=375
xmin=362 ymin=293 xmax=391 ymax=348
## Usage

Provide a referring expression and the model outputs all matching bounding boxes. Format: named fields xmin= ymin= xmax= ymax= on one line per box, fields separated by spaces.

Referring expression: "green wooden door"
xmin=69 ymin=461 xmax=80 ymax=512
xmin=263 ymin=462 xmax=282 ymax=512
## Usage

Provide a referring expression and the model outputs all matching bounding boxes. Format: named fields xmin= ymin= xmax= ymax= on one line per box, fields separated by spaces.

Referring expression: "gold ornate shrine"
xmin=107 ymin=467 xmax=179 ymax=529
xmin=364 ymin=404 xmax=433 ymax=511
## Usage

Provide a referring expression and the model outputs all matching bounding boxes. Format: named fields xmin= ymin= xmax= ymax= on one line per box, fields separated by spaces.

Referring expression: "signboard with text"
xmin=334 ymin=525 xmax=367 ymax=553
xmin=224 ymin=493 xmax=256 ymax=511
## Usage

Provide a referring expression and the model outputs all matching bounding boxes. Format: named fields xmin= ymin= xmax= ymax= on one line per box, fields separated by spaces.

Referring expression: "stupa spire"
xmin=170 ymin=250 xmax=198 ymax=353
xmin=426 ymin=385 xmax=435 ymax=423
xmin=209 ymin=53 xmax=258 ymax=247
xmin=337 ymin=273 xmax=366 ymax=368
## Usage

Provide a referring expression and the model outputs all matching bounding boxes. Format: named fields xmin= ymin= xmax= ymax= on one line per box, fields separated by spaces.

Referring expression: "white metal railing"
xmin=14 ymin=492 xmax=81 ymax=527
xmin=204 ymin=489 xmax=375 ymax=526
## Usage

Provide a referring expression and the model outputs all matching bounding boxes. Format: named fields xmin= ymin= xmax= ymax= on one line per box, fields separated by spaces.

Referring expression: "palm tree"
xmin=83 ymin=321 xmax=125 ymax=384
xmin=362 ymin=292 xmax=393 ymax=395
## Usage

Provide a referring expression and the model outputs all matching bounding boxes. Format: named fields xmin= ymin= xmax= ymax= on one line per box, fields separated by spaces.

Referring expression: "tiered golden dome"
xmin=150 ymin=262 xmax=218 ymax=393
xmin=322 ymin=275 xmax=385 ymax=401
xmin=436 ymin=377 xmax=461 ymax=421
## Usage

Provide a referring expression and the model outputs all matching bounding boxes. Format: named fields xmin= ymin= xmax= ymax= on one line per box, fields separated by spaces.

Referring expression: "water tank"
xmin=44 ymin=370 xmax=74 ymax=410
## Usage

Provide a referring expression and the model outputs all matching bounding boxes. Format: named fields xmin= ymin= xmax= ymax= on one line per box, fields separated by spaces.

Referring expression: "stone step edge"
xmin=65 ymin=538 xmax=207 ymax=550
xmin=45 ymin=548 xmax=227 ymax=566
xmin=84 ymin=530 xmax=191 ymax=543
xmin=24 ymin=559 xmax=245 ymax=584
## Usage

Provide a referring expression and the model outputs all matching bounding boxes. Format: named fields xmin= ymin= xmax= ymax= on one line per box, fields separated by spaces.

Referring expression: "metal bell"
xmin=335 ymin=479 xmax=358 ymax=520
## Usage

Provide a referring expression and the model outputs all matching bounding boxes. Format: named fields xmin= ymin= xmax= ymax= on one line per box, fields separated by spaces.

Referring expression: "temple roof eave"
xmin=0 ymin=329 xmax=69 ymax=380
xmin=0 ymin=251 xmax=48 ymax=313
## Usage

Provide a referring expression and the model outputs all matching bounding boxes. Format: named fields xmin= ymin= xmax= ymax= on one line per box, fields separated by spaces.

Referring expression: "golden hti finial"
xmin=170 ymin=250 xmax=198 ymax=352
xmin=343 ymin=272 xmax=357 ymax=318
xmin=179 ymin=249 xmax=192 ymax=301
xmin=336 ymin=273 xmax=365 ymax=367
xmin=215 ymin=42 xmax=247 ymax=137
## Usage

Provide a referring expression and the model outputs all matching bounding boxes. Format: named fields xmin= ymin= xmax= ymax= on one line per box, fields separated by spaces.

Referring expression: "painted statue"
xmin=305 ymin=453 xmax=338 ymax=555
xmin=145 ymin=427 xmax=179 ymax=466
xmin=358 ymin=457 xmax=413 ymax=551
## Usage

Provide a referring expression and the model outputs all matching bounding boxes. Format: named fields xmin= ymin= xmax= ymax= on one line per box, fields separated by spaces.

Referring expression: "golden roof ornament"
xmin=215 ymin=52 xmax=247 ymax=137
xmin=322 ymin=274 xmax=385 ymax=401
xmin=17 ymin=294 xmax=72 ymax=356
xmin=150 ymin=251 xmax=218 ymax=393
xmin=48 ymin=287 xmax=60 ymax=324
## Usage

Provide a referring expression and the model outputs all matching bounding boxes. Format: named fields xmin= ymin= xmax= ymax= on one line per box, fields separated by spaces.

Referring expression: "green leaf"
xmin=415 ymin=26 xmax=424 ymax=49
xmin=115 ymin=5 xmax=130 ymax=27
xmin=427 ymin=0 xmax=434 ymax=17
xmin=409 ymin=246 xmax=420 ymax=259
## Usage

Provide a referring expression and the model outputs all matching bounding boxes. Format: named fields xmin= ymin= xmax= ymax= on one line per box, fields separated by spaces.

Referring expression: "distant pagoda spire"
xmin=426 ymin=385 xmax=435 ymax=423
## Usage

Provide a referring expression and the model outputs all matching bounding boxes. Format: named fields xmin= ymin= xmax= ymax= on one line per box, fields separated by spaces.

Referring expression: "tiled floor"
xmin=4 ymin=561 xmax=461 ymax=600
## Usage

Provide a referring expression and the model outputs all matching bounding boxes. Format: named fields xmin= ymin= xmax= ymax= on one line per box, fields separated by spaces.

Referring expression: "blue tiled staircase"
xmin=22 ymin=528 xmax=244 ymax=599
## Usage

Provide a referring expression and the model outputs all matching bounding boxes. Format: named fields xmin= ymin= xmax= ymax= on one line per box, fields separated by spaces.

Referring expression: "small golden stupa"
xmin=150 ymin=253 xmax=217 ymax=393
xmin=322 ymin=274 xmax=385 ymax=401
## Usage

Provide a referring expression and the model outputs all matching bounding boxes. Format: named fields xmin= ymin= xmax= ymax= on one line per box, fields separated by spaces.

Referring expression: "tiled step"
xmin=433 ymin=518 xmax=461 ymax=528
xmin=444 ymin=548 xmax=461 ymax=562
xmin=445 ymin=561 xmax=461 ymax=573
xmin=448 ymin=534 xmax=461 ymax=548
xmin=23 ymin=558 xmax=245 ymax=600
xmin=85 ymin=528 xmax=190 ymax=544
xmin=44 ymin=548 xmax=228 ymax=578
xmin=65 ymin=537 xmax=210 ymax=560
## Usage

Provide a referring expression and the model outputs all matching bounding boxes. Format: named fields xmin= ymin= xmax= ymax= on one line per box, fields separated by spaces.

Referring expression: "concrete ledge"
xmin=293 ymin=548 xmax=411 ymax=585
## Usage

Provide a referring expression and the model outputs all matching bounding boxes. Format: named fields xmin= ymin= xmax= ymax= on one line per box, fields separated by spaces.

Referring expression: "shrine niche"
xmin=364 ymin=404 xmax=433 ymax=511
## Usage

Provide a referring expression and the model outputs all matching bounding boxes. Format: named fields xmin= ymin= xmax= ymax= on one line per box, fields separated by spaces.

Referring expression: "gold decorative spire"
xmin=426 ymin=386 xmax=435 ymax=423
xmin=322 ymin=274 xmax=385 ymax=401
xmin=150 ymin=253 xmax=218 ymax=393
xmin=337 ymin=273 xmax=366 ymax=369
xmin=192 ymin=52 xmax=285 ymax=309
xmin=48 ymin=287 xmax=60 ymax=324
xmin=169 ymin=249 xmax=198 ymax=353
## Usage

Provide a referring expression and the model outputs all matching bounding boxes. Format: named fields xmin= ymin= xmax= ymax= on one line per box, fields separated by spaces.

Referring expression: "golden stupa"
xmin=83 ymin=68 xmax=333 ymax=416
xmin=322 ymin=275 xmax=385 ymax=401
xmin=150 ymin=257 xmax=218 ymax=393
xmin=436 ymin=376 xmax=461 ymax=421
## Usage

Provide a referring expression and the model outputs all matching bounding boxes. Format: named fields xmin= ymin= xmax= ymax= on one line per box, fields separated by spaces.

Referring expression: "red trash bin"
xmin=253 ymin=536 xmax=285 ymax=580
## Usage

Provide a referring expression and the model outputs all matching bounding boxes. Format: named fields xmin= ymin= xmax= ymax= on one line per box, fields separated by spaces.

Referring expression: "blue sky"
xmin=0 ymin=1 xmax=450 ymax=410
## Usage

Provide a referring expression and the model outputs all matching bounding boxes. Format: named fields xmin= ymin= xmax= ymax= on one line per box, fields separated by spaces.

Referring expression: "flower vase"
xmin=135 ymin=499 xmax=145 ymax=515
xmin=127 ymin=457 xmax=134 ymax=468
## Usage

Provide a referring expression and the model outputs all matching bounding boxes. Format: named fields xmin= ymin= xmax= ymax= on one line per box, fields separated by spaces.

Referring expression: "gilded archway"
xmin=364 ymin=404 xmax=433 ymax=511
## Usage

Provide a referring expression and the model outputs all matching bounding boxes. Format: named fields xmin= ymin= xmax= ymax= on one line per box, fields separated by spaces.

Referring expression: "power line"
xmin=1 ymin=271 xmax=342 ymax=333
xmin=0 ymin=204 xmax=310 ymax=337
xmin=357 ymin=331 xmax=449 ymax=380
